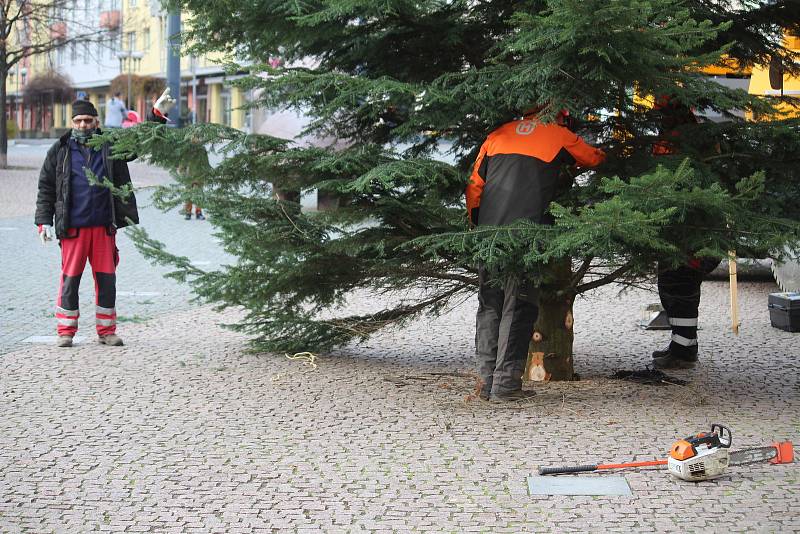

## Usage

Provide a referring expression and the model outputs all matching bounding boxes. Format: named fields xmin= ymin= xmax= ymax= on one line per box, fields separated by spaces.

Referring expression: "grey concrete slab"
xmin=528 ymin=476 xmax=633 ymax=496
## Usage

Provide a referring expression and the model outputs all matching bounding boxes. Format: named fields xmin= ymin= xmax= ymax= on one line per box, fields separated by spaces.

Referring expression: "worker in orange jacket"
xmin=466 ymin=109 xmax=605 ymax=401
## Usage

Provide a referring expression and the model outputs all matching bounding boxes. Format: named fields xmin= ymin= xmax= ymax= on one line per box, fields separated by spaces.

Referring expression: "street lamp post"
xmin=166 ymin=10 xmax=181 ymax=128
xmin=190 ymin=55 xmax=197 ymax=124
xmin=117 ymin=50 xmax=144 ymax=110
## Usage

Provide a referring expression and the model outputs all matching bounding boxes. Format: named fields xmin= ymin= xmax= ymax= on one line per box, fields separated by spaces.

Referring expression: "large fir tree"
xmin=111 ymin=0 xmax=800 ymax=379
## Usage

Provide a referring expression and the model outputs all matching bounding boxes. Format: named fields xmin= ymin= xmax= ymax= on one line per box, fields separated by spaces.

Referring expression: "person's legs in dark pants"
xmin=654 ymin=259 xmax=717 ymax=368
xmin=492 ymin=276 xmax=538 ymax=396
xmin=475 ymin=267 xmax=539 ymax=399
xmin=475 ymin=266 xmax=502 ymax=399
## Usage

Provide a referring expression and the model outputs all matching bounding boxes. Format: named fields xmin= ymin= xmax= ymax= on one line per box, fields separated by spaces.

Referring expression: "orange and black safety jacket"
xmin=466 ymin=118 xmax=606 ymax=226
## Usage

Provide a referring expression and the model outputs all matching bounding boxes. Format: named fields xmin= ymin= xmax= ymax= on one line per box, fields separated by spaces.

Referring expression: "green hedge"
xmin=6 ymin=120 xmax=17 ymax=140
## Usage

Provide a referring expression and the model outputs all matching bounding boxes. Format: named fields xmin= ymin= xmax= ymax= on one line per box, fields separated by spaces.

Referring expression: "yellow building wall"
xmin=119 ymin=2 xmax=242 ymax=127
xmin=121 ymin=3 xmax=227 ymax=76
xmin=747 ymin=32 xmax=800 ymax=119
xmin=208 ymin=83 xmax=223 ymax=124
xmin=231 ymin=87 xmax=246 ymax=130
xmin=120 ymin=1 xmax=156 ymax=74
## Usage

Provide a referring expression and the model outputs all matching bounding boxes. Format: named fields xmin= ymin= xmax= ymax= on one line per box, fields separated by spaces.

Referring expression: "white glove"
xmin=154 ymin=87 xmax=176 ymax=116
xmin=38 ymin=224 xmax=54 ymax=245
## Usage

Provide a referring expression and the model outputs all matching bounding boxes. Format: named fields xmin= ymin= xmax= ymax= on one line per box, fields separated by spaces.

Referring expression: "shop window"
xmin=221 ymin=90 xmax=232 ymax=126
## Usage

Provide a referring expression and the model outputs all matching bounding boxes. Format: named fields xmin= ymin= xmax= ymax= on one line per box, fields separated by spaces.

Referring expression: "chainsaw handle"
xmin=711 ymin=423 xmax=732 ymax=448
xmin=538 ymin=464 xmax=597 ymax=475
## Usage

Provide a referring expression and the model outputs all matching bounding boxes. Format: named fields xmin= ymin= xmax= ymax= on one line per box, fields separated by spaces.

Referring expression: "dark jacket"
xmin=68 ymin=138 xmax=113 ymax=228
xmin=466 ymin=118 xmax=606 ymax=226
xmin=34 ymin=129 xmax=139 ymax=239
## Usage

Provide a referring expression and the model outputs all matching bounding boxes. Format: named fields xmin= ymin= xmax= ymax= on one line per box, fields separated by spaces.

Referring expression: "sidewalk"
xmin=1 ymin=275 xmax=798 ymax=532
xmin=1 ymin=141 xmax=798 ymax=532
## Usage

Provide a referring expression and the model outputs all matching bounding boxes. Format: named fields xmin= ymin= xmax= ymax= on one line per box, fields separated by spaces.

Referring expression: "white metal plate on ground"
xmin=21 ymin=336 xmax=87 ymax=344
xmin=527 ymin=476 xmax=632 ymax=496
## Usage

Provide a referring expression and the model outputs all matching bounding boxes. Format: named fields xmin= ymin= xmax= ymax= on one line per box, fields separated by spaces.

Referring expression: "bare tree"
xmin=0 ymin=0 xmax=107 ymax=168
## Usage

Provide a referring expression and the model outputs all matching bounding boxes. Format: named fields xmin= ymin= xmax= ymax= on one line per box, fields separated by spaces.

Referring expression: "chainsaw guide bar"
xmin=729 ymin=446 xmax=778 ymax=466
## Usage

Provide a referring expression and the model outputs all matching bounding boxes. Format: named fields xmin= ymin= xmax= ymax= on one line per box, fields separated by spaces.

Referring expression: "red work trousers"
xmin=55 ymin=226 xmax=119 ymax=337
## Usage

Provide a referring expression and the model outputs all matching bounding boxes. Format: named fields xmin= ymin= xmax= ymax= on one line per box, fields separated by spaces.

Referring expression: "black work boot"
xmin=652 ymin=345 xmax=698 ymax=369
xmin=652 ymin=346 xmax=671 ymax=359
xmin=491 ymin=389 xmax=536 ymax=402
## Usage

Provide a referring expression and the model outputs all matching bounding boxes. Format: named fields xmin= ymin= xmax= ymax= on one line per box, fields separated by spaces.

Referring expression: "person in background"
xmin=104 ymin=92 xmax=128 ymax=129
xmin=651 ymin=96 xmax=720 ymax=369
xmin=121 ymin=110 xmax=142 ymax=128
xmin=183 ymin=200 xmax=205 ymax=220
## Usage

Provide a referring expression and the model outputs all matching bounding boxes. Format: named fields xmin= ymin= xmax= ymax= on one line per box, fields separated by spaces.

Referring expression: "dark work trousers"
xmin=56 ymin=226 xmax=119 ymax=337
xmin=475 ymin=266 xmax=539 ymax=397
xmin=657 ymin=259 xmax=719 ymax=357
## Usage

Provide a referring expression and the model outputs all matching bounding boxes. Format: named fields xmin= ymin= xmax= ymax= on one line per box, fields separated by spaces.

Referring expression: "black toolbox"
xmin=768 ymin=292 xmax=800 ymax=332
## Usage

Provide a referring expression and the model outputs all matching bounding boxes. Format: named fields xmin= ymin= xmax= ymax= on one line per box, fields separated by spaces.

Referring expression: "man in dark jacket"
xmin=466 ymin=109 xmax=605 ymax=401
xmin=35 ymin=90 xmax=174 ymax=347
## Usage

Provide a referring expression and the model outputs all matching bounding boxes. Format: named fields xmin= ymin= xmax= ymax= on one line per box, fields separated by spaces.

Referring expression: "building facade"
xmin=5 ymin=0 xmax=250 ymax=137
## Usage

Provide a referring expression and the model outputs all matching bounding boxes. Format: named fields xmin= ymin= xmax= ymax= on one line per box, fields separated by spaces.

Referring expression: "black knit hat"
xmin=71 ymin=99 xmax=98 ymax=118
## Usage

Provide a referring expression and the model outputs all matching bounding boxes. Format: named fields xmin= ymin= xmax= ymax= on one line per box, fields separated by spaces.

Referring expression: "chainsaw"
xmin=539 ymin=424 xmax=794 ymax=481
xmin=668 ymin=423 xmax=732 ymax=480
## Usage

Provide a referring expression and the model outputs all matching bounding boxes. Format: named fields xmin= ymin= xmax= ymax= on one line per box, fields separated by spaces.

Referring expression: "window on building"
xmin=57 ymin=46 xmax=65 ymax=65
xmin=108 ymin=32 xmax=119 ymax=59
xmin=127 ymin=31 xmax=136 ymax=51
xmin=71 ymin=42 xmax=77 ymax=64
xmin=159 ymin=16 xmax=167 ymax=71
xmin=83 ymin=41 xmax=90 ymax=63
xmin=142 ymin=28 xmax=150 ymax=52
xmin=129 ymin=0 xmax=137 ymax=7
xmin=221 ymin=89 xmax=232 ymax=126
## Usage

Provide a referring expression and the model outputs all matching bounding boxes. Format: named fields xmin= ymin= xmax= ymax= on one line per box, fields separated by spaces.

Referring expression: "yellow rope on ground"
xmin=285 ymin=351 xmax=318 ymax=371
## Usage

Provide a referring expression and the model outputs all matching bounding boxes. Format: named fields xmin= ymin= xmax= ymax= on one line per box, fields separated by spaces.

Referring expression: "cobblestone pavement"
xmin=1 ymin=143 xmax=798 ymax=532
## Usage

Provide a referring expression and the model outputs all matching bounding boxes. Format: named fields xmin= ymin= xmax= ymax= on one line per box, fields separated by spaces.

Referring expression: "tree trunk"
xmin=273 ymin=188 xmax=300 ymax=203
xmin=526 ymin=259 xmax=577 ymax=381
xmin=1 ymin=66 xmax=8 ymax=169
xmin=526 ymin=295 xmax=576 ymax=381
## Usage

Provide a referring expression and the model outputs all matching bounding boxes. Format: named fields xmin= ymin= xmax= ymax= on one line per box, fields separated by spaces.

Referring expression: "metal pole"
xmin=166 ymin=10 xmax=181 ymax=128
xmin=191 ymin=56 xmax=197 ymax=124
